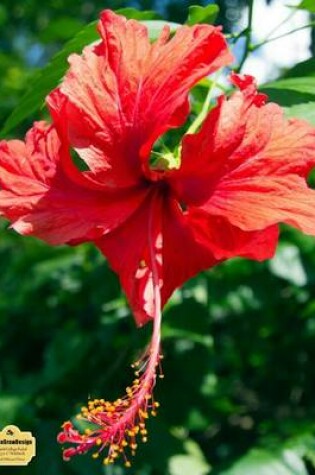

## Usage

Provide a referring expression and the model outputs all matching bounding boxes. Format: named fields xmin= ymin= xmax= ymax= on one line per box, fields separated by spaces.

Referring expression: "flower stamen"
xmin=57 ymin=194 xmax=163 ymax=467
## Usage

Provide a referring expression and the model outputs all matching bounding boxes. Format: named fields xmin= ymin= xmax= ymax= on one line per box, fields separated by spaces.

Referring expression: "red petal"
xmin=187 ymin=209 xmax=279 ymax=261
xmin=171 ymin=75 xmax=315 ymax=235
xmin=0 ymin=122 xmax=148 ymax=244
xmin=160 ymin=199 xmax=220 ymax=306
xmin=96 ymin=193 xmax=220 ymax=326
xmin=96 ymin=192 xmax=162 ymax=326
xmin=206 ymin=175 xmax=315 ymax=235
xmin=49 ymin=10 xmax=232 ymax=187
xmin=97 ymin=191 xmax=277 ymax=327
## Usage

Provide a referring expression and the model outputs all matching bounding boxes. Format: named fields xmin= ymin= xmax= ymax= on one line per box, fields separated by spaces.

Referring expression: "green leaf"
xmin=0 ymin=10 xmax=168 ymax=137
xmin=39 ymin=17 xmax=84 ymax=43
xmin=262 ymin=77 xmax=315 ymax=97
xmin=186 ymin=4 xmax=219 ymax=25
xmin=269 ymin=244 xmax=307 ymax=287
xmin=168 ymin=439 xmax=211 ymax=475
xmin=294 ymin=0 xmax=315 ymax=13
xmin=261 ymin=77 xmax=315 ymax=124
xmin=284 ymin=102 xmax=315 ymax=125
xmin=222 ymin=448 xmax=308 ymax=475
xmin=0 ymin=20 xmax=98 ymax=137
xmin=116 ymin=7 xmax=161 ymax=20
xmin=284 ymin=58 xmax=315 ymax=79
xmin=0 ymin=395 xmax=25 ymax=426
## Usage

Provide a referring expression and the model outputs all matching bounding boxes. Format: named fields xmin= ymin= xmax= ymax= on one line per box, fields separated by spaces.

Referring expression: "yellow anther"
xmin=139 ymin=409 xmax=149 ymax=419
xmin=159 ymin=374 xmax=165 ymax=379
xmin=96 ymin=438 xmax=102 ymax=446
xmin=140 ymin=429 xmax=148 ymax=435
xmin=142 ymin=437 xmax=148 ymax=443
xmin=85 ymin=429 xmax=92 ymax=435
xmin=154 ymin=402 xmax=160 ymax=408
xmin=131 ymin=443 xmax=138 ymax=450
xmin=103 ymin=458 xmax=110 ymax=465
xmin=92 ymin=453 xmax=99 ymax=459
xmin=122 ymin=439 xmax=128 ymax=447
xmin=125 ymin=461 xmax=131 ymax=468
xmin=151 ymin=410 xmax=157 ymax=417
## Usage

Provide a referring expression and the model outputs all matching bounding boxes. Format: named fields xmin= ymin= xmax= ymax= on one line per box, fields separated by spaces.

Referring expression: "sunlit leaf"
xmin=0 ymin=10 xmax=167 ymax=137
xmin=261 ymin=77 xmax=315 ymax=124
xmin=284 ymin=102 xmax=315 ymax=125
xmin=116 ymin=7 xmax=161 ymax=20
xmin=222 ymin=448 xmax=308 ymax=475
xmin=294 ymin=0 xmax=315 ymax=13
xmin=186 ymin=4 xmax=219 ymax=25
xmin=168 ymin=439 xmax=211 ymax=475
xmin=262 ymin=77 xmax=315 ymax=97
xmin=269 ymin=244 xmax=307 ymax=287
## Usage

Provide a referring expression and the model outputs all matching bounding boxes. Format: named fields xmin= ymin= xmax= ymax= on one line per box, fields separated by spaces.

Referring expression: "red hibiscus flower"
xmin=1 ymin=9 xmax=315 ymax=468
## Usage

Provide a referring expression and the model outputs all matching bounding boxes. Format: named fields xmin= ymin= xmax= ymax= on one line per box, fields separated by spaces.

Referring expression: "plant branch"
xmin=236 ymin=0 xmax=254 ymax=73
xmin=252 ymin=21 xmax=315 ymax=51
xmin=264 ymin=8 xmax=297 ymax=41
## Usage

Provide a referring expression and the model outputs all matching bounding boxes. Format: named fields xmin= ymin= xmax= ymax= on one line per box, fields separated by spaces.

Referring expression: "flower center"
xmin=149 ymin=150 xmax=180 ymax=171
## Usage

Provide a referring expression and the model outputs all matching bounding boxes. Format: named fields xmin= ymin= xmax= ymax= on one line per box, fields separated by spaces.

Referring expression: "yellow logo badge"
xmin=0 ymin=425 xmax=36 ymax=466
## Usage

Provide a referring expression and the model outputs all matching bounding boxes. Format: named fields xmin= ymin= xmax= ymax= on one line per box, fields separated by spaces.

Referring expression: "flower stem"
xmin=236 ymin=0 xmax=254 ymax=73
xmin=186 ymin=75 xmax=218 ymax=136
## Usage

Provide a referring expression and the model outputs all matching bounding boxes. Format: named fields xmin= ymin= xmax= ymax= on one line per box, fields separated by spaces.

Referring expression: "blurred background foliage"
xmin=1 ymin=0 xmax=315 ymax=474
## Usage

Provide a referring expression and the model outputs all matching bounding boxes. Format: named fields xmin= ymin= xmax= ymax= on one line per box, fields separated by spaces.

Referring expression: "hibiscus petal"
xmin=169 ymin=77 xmax=273 ymax=204
xmin=96 ymin=194 xmax=221 ymax=327
xmin=49 ymin=9 xmax=232 ymax=188
xmin=160 ymin=199 xmax=220 ymax=307
xmin=206 ymin=175 xmax=315 ymax=235
xmin=0 ymin=122 xmax=148 ymax=245
xmin=172 ymin=74 xmax=315 ymax=235
xmin=96 ymin=192 xmax=163 ymax=327
xmin=187 ymin=209 xmax=279 ymax=261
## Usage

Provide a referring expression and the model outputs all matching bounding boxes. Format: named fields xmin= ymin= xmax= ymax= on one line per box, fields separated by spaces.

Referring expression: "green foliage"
xmin=186 ymin=4 xmax=219 ymax=25
xmin=295 ymin=0 xmax=315 ymax=14
xmin=0 ymin=8 xmax=165 ymax=137
xmin=284 ymin=58 xmax=315 ymax=79
xmin=222 ymin=447 xmax=309 ymax=475
xmin=261 ymin=77 xmax=315 ymax=125
xmin=1 ymin=2 xmax=315 ymax=475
